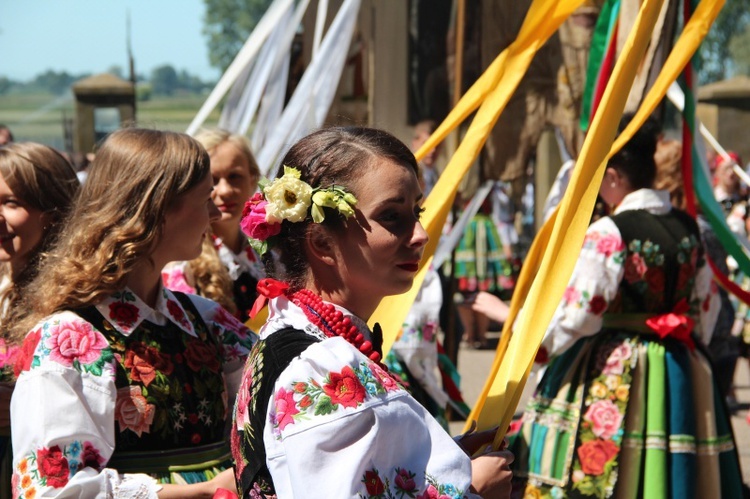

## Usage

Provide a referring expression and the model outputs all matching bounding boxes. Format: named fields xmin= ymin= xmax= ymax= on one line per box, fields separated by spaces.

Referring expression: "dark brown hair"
xmin=268 ymin=127 xmax=418 ymax=289
xmin=608 ymin=113 xmax=660 ymax=190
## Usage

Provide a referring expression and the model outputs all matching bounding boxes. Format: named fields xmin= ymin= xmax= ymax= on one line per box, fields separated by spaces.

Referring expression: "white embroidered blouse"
xmin=540 ymin=189 xmax=719 ymax=358
xmin=11 ymin=286 xmax=257 ymax=498
xmin=235 ymin=295 xmax=478 ymax=498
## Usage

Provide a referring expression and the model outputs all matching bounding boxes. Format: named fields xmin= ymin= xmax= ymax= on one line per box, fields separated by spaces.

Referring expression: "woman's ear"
xmin=306 ymin=225 xmax=337 ymax=267
xmin=603 ymin=167 xmax=620 ymax=188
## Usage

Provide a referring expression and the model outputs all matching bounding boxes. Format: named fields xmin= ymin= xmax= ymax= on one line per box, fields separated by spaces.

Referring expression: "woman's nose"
xmin=208 ymin=199 xmax=221 ymax=222
xmin=410 ymin=221 xmax=429 ymax=248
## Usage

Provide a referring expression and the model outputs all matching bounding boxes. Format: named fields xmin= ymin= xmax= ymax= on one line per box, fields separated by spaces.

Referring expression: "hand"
xmin=207 ymin=469 xmax=238 ymax=496
xmin=471 ymin=292 xmax=510 ymax=324
xmin=470 ymin=450 xmax=514 ymax=499
xmin=157 ymin=469 xmax=237 ymax=498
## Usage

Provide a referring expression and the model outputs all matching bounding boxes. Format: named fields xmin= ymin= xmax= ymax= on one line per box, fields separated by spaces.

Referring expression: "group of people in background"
xmin=0 ymin=111 xmax=746 ymax=498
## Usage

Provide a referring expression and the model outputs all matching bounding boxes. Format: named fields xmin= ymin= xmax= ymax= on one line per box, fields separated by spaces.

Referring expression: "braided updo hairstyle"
xmin=266 ymin=127 xmax=418 ymax=290
xmin=608 ymin=113 xmax=662 ymax=190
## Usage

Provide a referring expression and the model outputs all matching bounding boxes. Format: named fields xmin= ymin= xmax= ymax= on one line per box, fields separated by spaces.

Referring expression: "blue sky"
xmin=1 ymin=0 xmax=220 ymax=81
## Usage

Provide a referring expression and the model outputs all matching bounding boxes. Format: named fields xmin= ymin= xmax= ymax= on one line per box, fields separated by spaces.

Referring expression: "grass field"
xmin=0 ymin=91 xmax=221 ymax=150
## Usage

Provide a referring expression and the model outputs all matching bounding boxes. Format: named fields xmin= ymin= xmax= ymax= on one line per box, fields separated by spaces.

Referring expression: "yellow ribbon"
xmin=371 ymin=0 xmax=588 ymax=354
xmin=468 ymin=0 xmax=723 ymax=448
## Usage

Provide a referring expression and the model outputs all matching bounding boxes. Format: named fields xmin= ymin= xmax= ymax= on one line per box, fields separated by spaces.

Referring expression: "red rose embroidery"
xmin=624 ymin=253 xmax=647 ymax=284
xmin=363 ymin=470 xmax=385 ymax=495
xmin=14 ymin=328 xmax=41 ymax=377
xmin=676 ymin=263 xmax=693 ymax=290
xmin=81 ymin=441 xmax=104 ymax=470
xmin=645 ymin=268 xmax=665 ymax=293
xmin=588 ymin=295 xmax=608 ymax=315
xmin=184 ymin=340 xmax=221 ymax=373
xmin=108 ymin=301 xmax=139 ymax=326
xmin=37 ymin=445 xmax=70 ymax=488
xmin=323 ymin=366 xmax=366 ymax=408
xmin=394 ymin=468 xmax=417 ymax=493
xmin=124 ymin=342 xmax=174 ymax=386
xmin=577 ymin=438 xmax=619 ymax=475
xmin=166 ymin=300 xmax=189 ymax=327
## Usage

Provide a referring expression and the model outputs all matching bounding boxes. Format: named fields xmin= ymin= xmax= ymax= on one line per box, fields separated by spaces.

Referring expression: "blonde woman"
xmin=162 ymin=129 xmax=264 ymax=321
xmin=10 ymin=129 xmax=256 ymax=498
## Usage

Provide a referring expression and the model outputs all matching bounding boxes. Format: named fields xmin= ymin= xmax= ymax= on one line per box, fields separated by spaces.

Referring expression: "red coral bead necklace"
xmin=291 ymin=289 xmax=382 ymax=363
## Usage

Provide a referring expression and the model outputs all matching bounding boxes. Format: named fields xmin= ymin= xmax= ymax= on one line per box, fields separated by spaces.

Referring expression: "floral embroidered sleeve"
xmin=259 ymin=338 xmax=477 ymax=498
xmin=11 ymin=312 xmax=159 ymax=498
xmin=542 ymin=218 xmax=626 ymax=357
xmin=187 ymin=295 xmax=258 ymax=396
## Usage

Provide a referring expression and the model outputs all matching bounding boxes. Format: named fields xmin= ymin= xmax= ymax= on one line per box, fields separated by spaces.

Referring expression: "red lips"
xmin=396 ymin=262 xmax=420 ymax=272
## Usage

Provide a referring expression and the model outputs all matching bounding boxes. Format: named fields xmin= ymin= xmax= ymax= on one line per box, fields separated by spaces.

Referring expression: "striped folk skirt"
xmin=510 ymin=331 xmax=743 ymax=498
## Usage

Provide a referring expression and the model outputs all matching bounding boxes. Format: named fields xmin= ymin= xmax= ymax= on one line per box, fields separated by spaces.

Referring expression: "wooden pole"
xmin=445 ymin=0 xmax=466 ymax=369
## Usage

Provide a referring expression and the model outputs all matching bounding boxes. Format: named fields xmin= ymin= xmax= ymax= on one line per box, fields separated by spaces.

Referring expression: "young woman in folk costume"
xmin=0 ymin=143 xmax=79 ymax=499
xmin=162 ymin=128 xmax=265 ymax=322
xmin=231 ymin=127 xmax=514 ymax=498
xmin=511 ymin=117 xmax=744 ymax=498
xmin=9 ymin=129 xmax=257 ymax=498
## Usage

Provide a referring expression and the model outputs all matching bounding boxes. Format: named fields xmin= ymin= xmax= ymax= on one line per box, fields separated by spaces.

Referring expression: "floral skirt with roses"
xmin=509 ymin=331 xmax=743 ymax=499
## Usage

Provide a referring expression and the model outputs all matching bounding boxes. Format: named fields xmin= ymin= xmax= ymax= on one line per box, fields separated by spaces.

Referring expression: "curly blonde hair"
xmin=0 ymin=143 xmax=79 ymax=332
xmin=188 ymin=236 xmax=238 ymax=315
xmin=184 ymin=129 xmax=259 ymax=311
xmin=11 ymin=128 xmax=209 ymax=343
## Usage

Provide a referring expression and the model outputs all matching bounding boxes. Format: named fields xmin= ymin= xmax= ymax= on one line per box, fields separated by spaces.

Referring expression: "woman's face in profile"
xmin=0 ymin=172 xmax=48 ymax=275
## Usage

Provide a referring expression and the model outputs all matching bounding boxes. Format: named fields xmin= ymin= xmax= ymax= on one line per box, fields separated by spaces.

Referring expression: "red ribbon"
xmin=645 ymin=298 xmax=695 ymax=350
xmin=249 ymin=278 xmax=290 ymax=319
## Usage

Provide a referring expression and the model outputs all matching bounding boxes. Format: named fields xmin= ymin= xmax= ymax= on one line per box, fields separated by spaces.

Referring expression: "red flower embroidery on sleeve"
xmin=36 ymin=445 xmax=70 ymax=488
xmin=588 ymin=295 xmax=608 ymax=315
xmin=323 ymin=366 xmax=366 ymax=408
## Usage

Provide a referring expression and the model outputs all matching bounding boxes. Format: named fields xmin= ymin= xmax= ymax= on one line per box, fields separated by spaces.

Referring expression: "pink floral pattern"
xmin=272 ymin=360 xmax=404 ymax=436
xmin=44 ymin=319 xmax=109 ymax=368
xmin=570 ymin=338 xmax=636 ymax=497
xmin=273 ymin=387 xmax=299 ymax=431
xmin=114 ymin=385 xmax=156 ymax=437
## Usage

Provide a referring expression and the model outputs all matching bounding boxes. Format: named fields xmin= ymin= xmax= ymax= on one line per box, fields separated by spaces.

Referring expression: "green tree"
xmin=696 ymin=0 xmax=750 ymax=83
xmin=150 ymin=64 xmax=179 ymax=95
xmin=33 ymin=70 xmax=77 ymax=95
xmin=0 ymin=76 xmax=14 ymax=95
xmin=729 ymin=24 xmax=750 ymax=75
xmin=202 ymin=0 xmax=273 ymax=72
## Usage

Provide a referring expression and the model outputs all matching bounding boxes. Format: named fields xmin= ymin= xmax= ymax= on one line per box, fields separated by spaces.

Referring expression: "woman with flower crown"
xmin=510 ymin=117 xmax=744 ymax=498
xmin=8 ymin=129 xmax=256 ymax=498
xmin=231 ymin=127 xmax=514 ymax=498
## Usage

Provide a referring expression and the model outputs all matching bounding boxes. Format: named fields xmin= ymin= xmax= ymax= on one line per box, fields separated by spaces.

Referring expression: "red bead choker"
xmin=291 ymin=289 xmax=382 ymax=363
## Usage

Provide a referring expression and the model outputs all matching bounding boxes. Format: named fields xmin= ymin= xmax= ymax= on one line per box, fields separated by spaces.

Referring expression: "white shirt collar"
xmin=95 ymin=285 xmax=197 ymax=338
xmin=613 ymin=188 xmax=672 ymax=215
